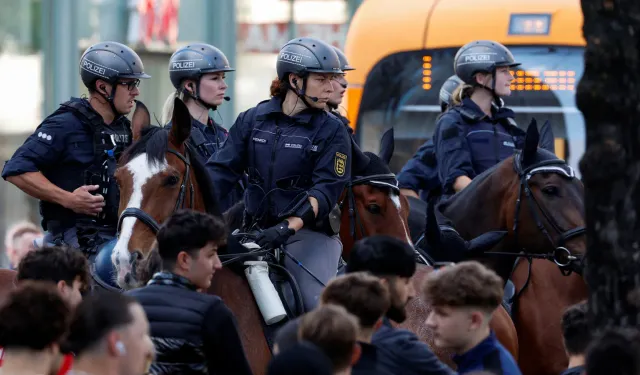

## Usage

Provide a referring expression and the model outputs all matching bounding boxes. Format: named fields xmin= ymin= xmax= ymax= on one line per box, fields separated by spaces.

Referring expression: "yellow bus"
xmin=343 ymin=0 xmax=585 ymax=175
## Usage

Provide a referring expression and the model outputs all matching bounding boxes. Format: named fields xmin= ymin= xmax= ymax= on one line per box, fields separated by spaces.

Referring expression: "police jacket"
xmin=167 ymin=117 xmax=246 ymax=213
xmin=453 ymin=331 xmax=522 ymax=375
xmin=1 ymin=97 xmax=131 ymax=231
xmin=125 ymin=272 xmax=252 ymax=375
xmin=371 ymin=318 xmax=455 ymax=375
xmin=434 ymin=98 xmax=526 ymax=194
xmin=397 ymin=139 xmax=439 ymax=201
xmin=206 ymin=97 xmax=352 ymax=228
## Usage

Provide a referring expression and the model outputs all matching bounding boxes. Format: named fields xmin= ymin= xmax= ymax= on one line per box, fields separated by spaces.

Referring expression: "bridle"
xmin=117 ymin=148 xmax=194 ymax=236
xmin=339 ymin=173 xmax=430 ymax=264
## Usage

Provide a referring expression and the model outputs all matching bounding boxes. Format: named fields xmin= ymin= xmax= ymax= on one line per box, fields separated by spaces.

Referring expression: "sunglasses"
xmin=116 ymin=79 xmax=141 ymax=91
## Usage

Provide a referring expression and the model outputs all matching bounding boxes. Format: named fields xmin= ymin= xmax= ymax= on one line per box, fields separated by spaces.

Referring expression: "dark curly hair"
xmin=0 ymin=281 xmax=70 ymax=350
xmin=17 ymin=246 xmax=90 ymax=291
xmin=561 ymin=301 xmax=591 ymax=355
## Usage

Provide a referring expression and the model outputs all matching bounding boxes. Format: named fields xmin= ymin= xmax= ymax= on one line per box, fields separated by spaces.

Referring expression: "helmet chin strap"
xmin=99 ymin=84 xmax=125 ymax=120
xmin=476 ymin=67 xmax=502 ymax=108
xmin=182 ymin=78 xmax=218 ymax=111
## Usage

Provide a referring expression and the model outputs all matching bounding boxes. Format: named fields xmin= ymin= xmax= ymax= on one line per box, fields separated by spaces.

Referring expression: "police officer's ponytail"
xmin=270 ymin=77 xmax=289 ymax=100
xmin=451 ymin=84 xmax=475 ymax=107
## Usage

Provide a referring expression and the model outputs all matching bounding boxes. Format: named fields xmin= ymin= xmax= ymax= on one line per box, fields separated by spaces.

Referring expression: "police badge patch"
xmin=334 ymin=152 xmax=347 ymax=177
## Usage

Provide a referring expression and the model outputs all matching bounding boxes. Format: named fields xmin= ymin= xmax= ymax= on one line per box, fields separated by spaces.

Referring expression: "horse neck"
xmin=188 ymin=171 xmax=206 ymax=212
xmin=443 ymin=165 xmax=520 ymax=282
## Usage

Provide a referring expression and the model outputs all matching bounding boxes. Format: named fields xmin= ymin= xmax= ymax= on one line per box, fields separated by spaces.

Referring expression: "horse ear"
xmin=538 ymin=120 xmax=555 ymax=154
xmin=131 ymin=100 xmax=151 ymax=142
xmin=378 ymin=127 xmax=395 ymax=165
xmin=522 ymin=118 xmax=540 ymax=166
xmin=170 ymin=97 xmax=192 ymax=146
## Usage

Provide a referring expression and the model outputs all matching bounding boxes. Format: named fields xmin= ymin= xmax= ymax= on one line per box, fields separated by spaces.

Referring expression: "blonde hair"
xmin=451 ymin=84 xmax=477 ymax=106
xmin=4 ymin=221 xmax=41 ymax=250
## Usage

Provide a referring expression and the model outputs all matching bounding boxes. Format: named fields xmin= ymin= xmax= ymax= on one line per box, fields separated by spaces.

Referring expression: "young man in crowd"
xmin=298 ymin=304 xmax=361 ymax=375
xmin=560 ymin=301 xmax=590 ymax=375
xmin=125 ymin=209 xmax=252 ymax=375
xmin=423 ymin=261 xmax=521 ymax=375
xmin=319 ymin=272 xmax=392 ymax=374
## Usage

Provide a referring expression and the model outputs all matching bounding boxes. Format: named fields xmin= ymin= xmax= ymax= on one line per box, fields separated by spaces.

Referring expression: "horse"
xmin=407 ymin=121 xmax=586 ymax=375
xmin=338 ymin=149 xmax=519 ymax=368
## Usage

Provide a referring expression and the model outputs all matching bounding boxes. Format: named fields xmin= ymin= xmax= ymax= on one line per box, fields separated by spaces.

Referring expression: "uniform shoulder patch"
xmin=35 ymin=130 xmax=55 ymax=145
xmin=334 ymin=152 xmax=347 ymax=177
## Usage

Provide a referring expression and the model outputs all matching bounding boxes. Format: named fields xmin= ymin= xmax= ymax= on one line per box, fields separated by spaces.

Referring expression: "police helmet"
xmin=438 ymin=75 xmax=464 ymax=108
xmin=90 ymin=238 xmax=122 ymax=292
xmin=453 ymin=40 xmax=520 ymax=85
xmin=276 ymin=37 xmax=343 ymax=80
xmin=332 ymin=46 xmax=355 ymax=71
xmin=168 ymin=43 xmax=235 ymax=89
xmin=80 ymin=41 xmax=150 ymax=90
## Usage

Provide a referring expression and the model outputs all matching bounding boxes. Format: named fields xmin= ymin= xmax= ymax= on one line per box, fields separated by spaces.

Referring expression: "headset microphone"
xmin=223 ymin=96 xmax=231 ymax=101
xmin=308 ymin=95 xmax=319 ymax=102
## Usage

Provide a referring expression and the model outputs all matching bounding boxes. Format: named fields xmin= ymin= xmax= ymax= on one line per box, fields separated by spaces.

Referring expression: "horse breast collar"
xmin=511 ymin=150 xmax=585 ymax=274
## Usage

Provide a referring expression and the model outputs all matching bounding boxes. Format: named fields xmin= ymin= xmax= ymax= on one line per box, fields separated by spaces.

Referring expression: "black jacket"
xmin=126 ymin=272 xmax=253 ymax=375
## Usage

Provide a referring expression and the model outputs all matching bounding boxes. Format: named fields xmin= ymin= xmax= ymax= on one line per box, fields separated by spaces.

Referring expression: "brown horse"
xmin=339 ymin=151 xmax=519 ymax=368
xmin=417 ymin=121 xmax=586 ymax=375
xmin=0 ymin=269 xmax=17 ymax=306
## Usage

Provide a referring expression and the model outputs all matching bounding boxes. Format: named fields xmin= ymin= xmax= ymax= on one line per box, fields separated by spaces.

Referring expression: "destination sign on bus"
xmin=508 ymin=14 xmax=551 ymax=36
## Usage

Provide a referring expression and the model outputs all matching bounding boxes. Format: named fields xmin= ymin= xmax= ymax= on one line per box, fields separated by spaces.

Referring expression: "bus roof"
xmin=344 ymin=0 xmax=585 ymax=85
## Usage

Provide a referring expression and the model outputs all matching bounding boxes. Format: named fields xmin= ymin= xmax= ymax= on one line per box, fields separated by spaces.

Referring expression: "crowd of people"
xmin=1 ymin=210 xmax=639 ymax=375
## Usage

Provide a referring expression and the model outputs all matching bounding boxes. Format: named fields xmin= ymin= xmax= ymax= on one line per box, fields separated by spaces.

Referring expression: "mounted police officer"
xmin=434 ymin=40 xmax=526 ymax=196
xmin=327 ymin=46 xmax=355 ymax=132
xmin=1 ymin=41 xmax=150 ymax=250
xmin=162 ymin=43 xmax=245 ymax=213
xmin=206 ymin=37 xmax=352 ymax=312
xmin=398 ymin=75 xmax=464 ymax=202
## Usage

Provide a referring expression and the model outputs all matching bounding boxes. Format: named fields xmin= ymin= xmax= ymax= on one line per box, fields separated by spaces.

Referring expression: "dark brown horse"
xmin=412 ymin=121 xmax=586 ymax=375
xmin=339 ymin=151 xmax=519 ymax=368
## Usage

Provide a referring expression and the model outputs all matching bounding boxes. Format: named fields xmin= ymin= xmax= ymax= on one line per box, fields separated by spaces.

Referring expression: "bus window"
xmin=356 ymin=46 xmax=585 ymax=177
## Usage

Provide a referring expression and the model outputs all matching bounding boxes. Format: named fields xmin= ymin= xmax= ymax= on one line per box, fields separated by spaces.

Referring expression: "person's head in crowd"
xmin=423 ymin=261 xmax=503 ymax=354
xmin=273 ymin=316 xmax=302 ymax=355
xmin=267 ymin=341 xmax=334 ymax=375
xmin=299 ymin=304 xmax=361 ymax=375
xmin=4 ymin=220 xmax=43 ymax=269
xmin=346 ymin=235 xmax=416 ymax=323
xmin=561 ymin=301 xmax=591 ymax=370
xmin=156 ymin=210 xmax=226 ymax=290
xmin=64 ymin=292 xmax=155 ymax=375
xmin=17 ymin=246 xmax=89 ymax=309
xmin=320 ymin=272 xmax=390 ymax=343
xmin=0 ymin=281 xmax=71 ymax=374
xmin=586 ymin=327 xmax=640 ymax=375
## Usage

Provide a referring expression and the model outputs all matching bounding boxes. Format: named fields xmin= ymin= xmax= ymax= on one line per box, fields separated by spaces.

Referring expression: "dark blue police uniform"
xmin=168 ymin=116 xmax=246 ymax=213
xmin=206 ymin=96 xmax=352 ymax=311
xmin=1 ymin=97 xmax=131 ymax=248
xmin=434 ymin=98 xmax=525 ymax=194
xmin=397 ymin=139 xmax=440 ymax=202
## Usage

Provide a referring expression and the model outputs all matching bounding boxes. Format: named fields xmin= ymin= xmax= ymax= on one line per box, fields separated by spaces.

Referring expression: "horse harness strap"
xmin=117 ymin=148 xmax=194 ymax=236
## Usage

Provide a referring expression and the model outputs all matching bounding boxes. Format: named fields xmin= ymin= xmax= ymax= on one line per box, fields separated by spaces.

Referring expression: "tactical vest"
xmin=57 ymin=100 xmax=132 ymax=226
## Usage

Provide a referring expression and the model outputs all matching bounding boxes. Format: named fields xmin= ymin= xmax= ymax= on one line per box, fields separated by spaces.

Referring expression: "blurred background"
xmin=0 ymin=0 xmax=585 ymax=266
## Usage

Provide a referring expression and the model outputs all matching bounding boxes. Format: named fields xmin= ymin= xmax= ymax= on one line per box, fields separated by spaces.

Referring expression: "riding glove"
xmin=256 ymin=220 xmax=295 ymax=249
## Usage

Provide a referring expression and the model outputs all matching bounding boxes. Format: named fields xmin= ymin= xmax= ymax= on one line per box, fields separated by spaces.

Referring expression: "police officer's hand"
xmin=256 ymin=221 xmax=295 ymax=249
xmin=65 ymin=185 xmax=105 ymax=216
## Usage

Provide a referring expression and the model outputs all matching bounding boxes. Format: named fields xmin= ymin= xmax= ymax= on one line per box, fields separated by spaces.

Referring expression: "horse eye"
xmin=367 ymin=204 xmax=381 ymax=215
xmin=165 ymin=175 xmax=180 ymax=187
xmin=542 ymin=186 xmax=559 ymax=196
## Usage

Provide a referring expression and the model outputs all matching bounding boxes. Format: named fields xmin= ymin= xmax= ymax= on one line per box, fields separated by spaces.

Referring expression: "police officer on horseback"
xmin=434 ymin=40 xmax=526 ymax=195
xmin=327 ymin=46 xmax=355 ymax=132
xmin=1 ymin=41 xmax=150 ymax=250
xmin=206 ymin=37 xmax=352 ymax=312
xmin=163 ymin=43 xmax=245 ymax=213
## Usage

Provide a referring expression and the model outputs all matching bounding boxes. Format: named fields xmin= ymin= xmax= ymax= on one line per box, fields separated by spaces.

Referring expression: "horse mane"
xmin=119 ymin=126 xmax=168 ymax=167
xmin=187 ymin=146 xmax=222 ymax=217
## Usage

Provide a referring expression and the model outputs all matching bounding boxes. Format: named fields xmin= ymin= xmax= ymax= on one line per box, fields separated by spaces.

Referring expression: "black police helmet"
xmin=453 ymin=40 xmax=520 ymax=85
xmin=168 ymin=43 xmax=235 ymax=89
xmin=276 ymin=37 xmax=343 ymax=80
xmin=438 ymin=75 xmax=464 ymax=108
xmin=332 ymin=46 xmax=355 ymax=71
xmin=79 ymin=41 xmax=150 ymax=90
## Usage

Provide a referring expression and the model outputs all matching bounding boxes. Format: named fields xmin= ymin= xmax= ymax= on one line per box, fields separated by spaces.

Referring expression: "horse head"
xmin=439 ymin=120 xmax=585 ymax=280
xmin=111 ymin=97 xmax=203 ymax=289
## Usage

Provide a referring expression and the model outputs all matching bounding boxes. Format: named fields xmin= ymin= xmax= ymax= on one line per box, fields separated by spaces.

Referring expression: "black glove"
xmin=256 ymin=221 xmax=295 ymax=249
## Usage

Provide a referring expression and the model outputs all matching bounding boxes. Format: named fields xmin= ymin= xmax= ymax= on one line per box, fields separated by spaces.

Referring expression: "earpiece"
xmin=115 ymin=341 xmax=126 ymax=356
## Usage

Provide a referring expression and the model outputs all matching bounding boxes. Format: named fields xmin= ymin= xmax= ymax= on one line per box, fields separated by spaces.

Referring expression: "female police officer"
xmin=326 ymin=47 xmax=354 ymax=129
xmin=398 ymin=75 xmax=463 ymax=202
xmin=206 ymin=37 xmax=351 ymax=311
xmin=434 ymin=40 xmax=526 ymax=196
xmin=162 ymin=43 xmax=244 ymax=213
